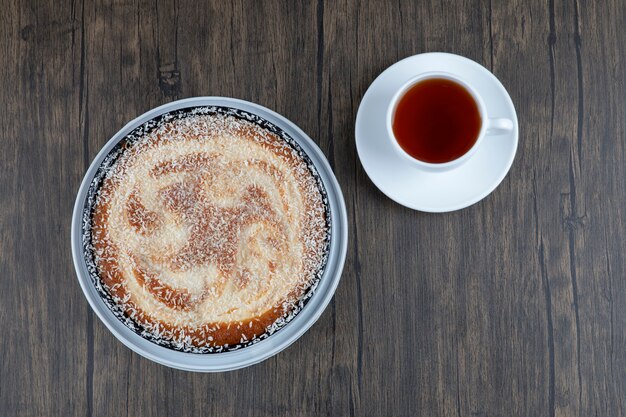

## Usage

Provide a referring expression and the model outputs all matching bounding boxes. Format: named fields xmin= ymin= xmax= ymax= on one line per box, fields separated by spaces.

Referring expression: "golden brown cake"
xmin=90 ymin=112 xmax=329 ymax=351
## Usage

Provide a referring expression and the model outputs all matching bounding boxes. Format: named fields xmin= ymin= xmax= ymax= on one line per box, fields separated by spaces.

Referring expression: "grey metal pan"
xmin=71 ymin=97 xmax=348 ymax=372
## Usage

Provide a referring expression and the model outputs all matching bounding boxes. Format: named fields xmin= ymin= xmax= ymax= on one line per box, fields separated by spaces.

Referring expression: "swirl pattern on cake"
xmin=89 ymin=111 xmax=329 ymax=351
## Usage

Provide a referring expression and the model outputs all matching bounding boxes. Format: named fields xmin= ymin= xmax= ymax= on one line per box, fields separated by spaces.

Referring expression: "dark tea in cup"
xmin=391 ymin=78 xmax=482 ymax=164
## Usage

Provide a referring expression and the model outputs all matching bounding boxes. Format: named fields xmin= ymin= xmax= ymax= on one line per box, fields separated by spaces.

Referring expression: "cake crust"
xmin=90 ymin=112 xmax=329 ymax=349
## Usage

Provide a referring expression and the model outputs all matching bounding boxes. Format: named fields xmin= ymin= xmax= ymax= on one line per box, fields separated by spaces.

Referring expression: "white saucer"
xmin=355 ymin=52 xmax=518 ymax=212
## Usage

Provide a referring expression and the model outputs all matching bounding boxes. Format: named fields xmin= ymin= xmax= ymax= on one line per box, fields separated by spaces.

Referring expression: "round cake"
xmin=87 ymin=109 xmax=330 ymax=352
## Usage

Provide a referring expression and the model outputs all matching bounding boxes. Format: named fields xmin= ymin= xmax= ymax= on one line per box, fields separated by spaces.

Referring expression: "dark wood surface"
xmin=1 ymin=0 xmax=624 ymax=416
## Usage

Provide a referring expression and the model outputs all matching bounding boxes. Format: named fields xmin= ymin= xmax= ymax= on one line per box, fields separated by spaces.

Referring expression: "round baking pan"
xmin=71 ymin=97 xmax=348 ymax=372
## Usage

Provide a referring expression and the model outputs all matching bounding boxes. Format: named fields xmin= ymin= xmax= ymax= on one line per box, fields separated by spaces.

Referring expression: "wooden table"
xmin=1 ymin=1 xmax=624 ymax=415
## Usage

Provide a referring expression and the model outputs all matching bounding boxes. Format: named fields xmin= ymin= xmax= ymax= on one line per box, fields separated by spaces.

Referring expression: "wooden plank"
xmin=0 ymin=0 xmax=90 ymax=416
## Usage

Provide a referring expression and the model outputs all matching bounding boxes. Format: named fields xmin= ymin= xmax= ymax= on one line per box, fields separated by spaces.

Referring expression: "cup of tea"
xmin=386 ymin=71 xmax=513 ymax=172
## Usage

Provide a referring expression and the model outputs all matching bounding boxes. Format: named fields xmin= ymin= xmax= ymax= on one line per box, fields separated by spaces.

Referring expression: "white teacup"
xmin=386 ymin=71 xmax=514 ymax=172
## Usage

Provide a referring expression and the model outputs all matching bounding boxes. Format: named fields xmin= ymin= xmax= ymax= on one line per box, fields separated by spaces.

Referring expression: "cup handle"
xmin=486 ymin=118 xmax=514 ymax=135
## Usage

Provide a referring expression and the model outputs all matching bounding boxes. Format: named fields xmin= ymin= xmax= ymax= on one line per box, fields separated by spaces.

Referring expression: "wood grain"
xmin=0 ymin=0 xmax=624 ymax=416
